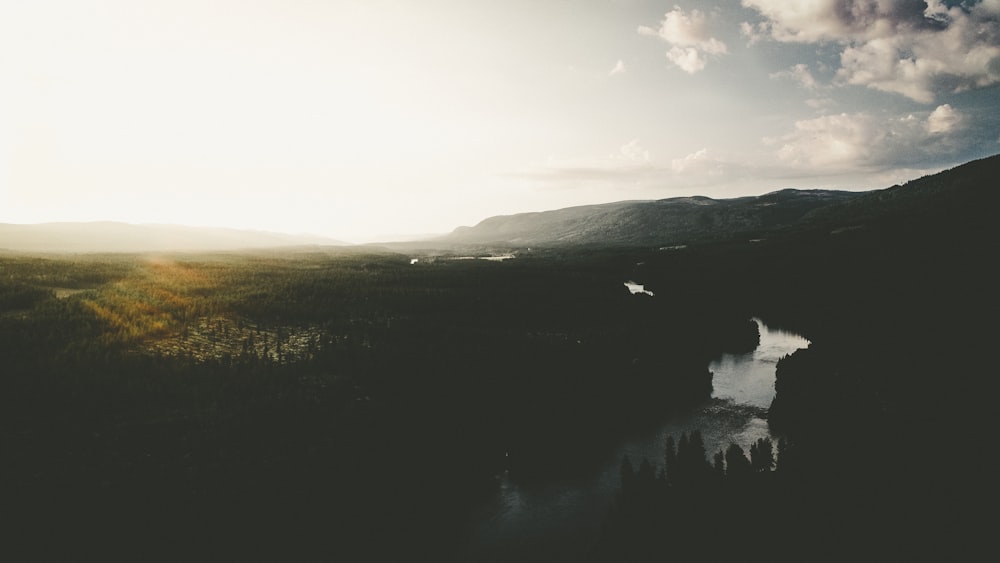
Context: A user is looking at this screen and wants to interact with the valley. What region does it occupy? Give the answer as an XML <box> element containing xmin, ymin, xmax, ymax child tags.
<box><xmin>1</xmin><ymin>155</ymin><xmax>996</xmax><ymax>560</ymax></box>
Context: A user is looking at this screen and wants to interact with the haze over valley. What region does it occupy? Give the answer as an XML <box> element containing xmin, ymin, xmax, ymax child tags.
<box><xmin>5</xmin><ymin>154</ymin><xmax>996</xmax><ymax>254</ymax></box>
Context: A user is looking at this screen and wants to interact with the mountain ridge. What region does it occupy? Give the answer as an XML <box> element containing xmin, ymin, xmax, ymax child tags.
<box><xmin>440</xmin><ymin>188</ymin><xmax>862</xmax><ymax>247</ymax></box>
<box><xmin>5</xmin><ymin>154</ymin><xmax>996</xmax><ymax>253</ymax></box>
<box><xmin>439</xmin><ymin>155</ymin><xmax>999</xmax><ymax>248</ymax></box>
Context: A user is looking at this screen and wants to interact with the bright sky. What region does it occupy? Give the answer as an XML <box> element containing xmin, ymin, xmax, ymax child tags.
<box><xmin>2</xmin><ymin>0</ymin><xmax>998</xmax><ymax>242</ymax></box>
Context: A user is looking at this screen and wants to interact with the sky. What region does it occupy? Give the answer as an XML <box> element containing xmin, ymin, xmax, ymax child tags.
<box><xmin>1</xmin><ymin>0</ymin><xmax>998</xmax><ymax>242</ymax></box>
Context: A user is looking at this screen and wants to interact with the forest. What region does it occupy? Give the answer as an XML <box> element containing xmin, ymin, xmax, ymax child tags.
<box><xmin>1</xmin><ymin>190</ymin><xmax>993</xmax><ymax>560</ymax></box>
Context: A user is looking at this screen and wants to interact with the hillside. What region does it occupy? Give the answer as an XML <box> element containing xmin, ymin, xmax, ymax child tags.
<box><xmin>441</xmin><ymin>190</ymin><xmax>859</xmax><ymax>247</ymax></box>
<box><xmin>439</xmin><ymin>154</ymin><xmax>1000</xmax><ymax>248</ymax></box>
<box><xmin>800</xmin><ymin>153</ymin><xmax>1000</xmax><ymax>235</ymax></box>
<box><xmin>5</xmin><ymin>155</ymin><xmax>997</xmax><ymax>254</ymax></box>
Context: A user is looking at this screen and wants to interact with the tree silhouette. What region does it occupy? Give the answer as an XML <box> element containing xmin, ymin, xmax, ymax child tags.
<box><xmin>775</xmin><ymin>436</ymin><xmax>798</xmax><ymax>475</ymax></box>
<box><xmin>725</xmin><ymin>444</ymin><xmax>751</xmax><ymax>480</ymax></box>
<box><xmin>750</xmin><ymin>437</ymin><xmax>775</xmax><ymax>473</ymax></box>
<box><xmin>664</xmin><ymin>435</ymin><xmax>677</xmax><ymax>485</ymax></box>
<box><xmin>621</xmin><ymin>454</ymin><xmax>635</xmax><ymax>491</ymax></box>
<box><xmin>667</xmin><ymin>431</ymin><xmax>711</xmax><ymax>487</ymax></box>
<box><xmin>688</xmin><ymin>431</ymin><xmax>707</xmax><ymax>470</ymax></box>
<box><xmin>686</xmin><ymin>430</ymin><xmax>710</xmax><ymax>485</ymax></box>
<box><xmin>637</xmin><ymin>458</ymin><xmax>655</xmax><ymax>491</ymax></box>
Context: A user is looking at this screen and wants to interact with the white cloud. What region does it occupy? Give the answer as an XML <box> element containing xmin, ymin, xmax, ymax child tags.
<box><xmin>771</xmin><ymin>105</ymin><xmax>968</xmax><ymax>169</ymax></box>
<box><xmin>671</xmin><ymin>148</ymin><xmax>709</xmax><ymax>172</ymax></box>
<box><xmin>775</xmin><ymin>113</ymin><xmax>874</xmax><ymax>167</ymax></box>
<box><xmin>926</xmin><ymin>103</ymin><xmax>963</xmax><ymax>134</ymax></box>
<box><xmin>770</xmin><ymin>63</ymin><xmax>819</xmax><ymax>89</ymax></box>
<box><xmin>739</xmin><ymin>21</ymin><xmax>767</xmax><ymax>45</ymax></box>
<box><xmin>741</xmin><ymin>0</ymin><xmax>891</xmax><ymax>43</ymax></box>
<box><xmin>507</xmin><ymin>146</ymin><xmax>731</xmax><ymax>193</ymax></box>
<box><xmin>742</xmin><ymin>0</ymin><xmax>1000</xmax><ymax>102</ymax></box>
<box><xmin>666</xmin><ymin>46</ymin><xmax>709</xmax><ymax>74</ymax></box>
<box><xmin>805</xmin><ymin>97</ymin><xmax>836</xmax><ymax>109</ymax></box>
<box><xmin>640</xmin><ymin>6</ymin><xmax>728</xmax><ymax>74</ymax></box>
<box><xmin>610</xmin><ymin>59</ymin><xmax>627</xmax><ymax>76</ymax></box>
<box><xmin>619</xmin><ymin>139</ymin><xmax>650</xmax><ymax>162</ymax></box>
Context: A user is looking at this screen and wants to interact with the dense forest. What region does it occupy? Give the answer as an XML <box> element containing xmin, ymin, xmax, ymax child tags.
<box><xmin>1</xmin><ymin>248</ymin><xmax>760</xmax><ymax>560</ymax></box>
<box><xmin>588</xmin><ymin>167</ymin><xmax>996</xmax><ymax>560</ymax></box>
<box><xmin>2</xmin><ymin>159</ymin><xmax>996</xmax><ymax>560</ymax></box>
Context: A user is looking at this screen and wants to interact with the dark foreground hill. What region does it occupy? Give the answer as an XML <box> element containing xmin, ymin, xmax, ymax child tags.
<box><xmin>0</xmin><ymin>222</ymin><xmax>344</xmax><ymax>253</ymax></box>
<box><xmin>439</xmin><ymin>154</ymin><xmax>1000</xmax><ymax>248</ymax></box>
<box><xmin>800</xmin><ymin>152</ymin><xmax>1000</xmax><ymax>234</ymax></box>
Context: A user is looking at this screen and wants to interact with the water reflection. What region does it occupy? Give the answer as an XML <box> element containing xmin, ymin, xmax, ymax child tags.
<box><xmin>709</xmin><ymin>322</ymin><xmax>810</xmax><ymax>408</ymax></box>
<box><xmin>624</xmin><ymin>281</ymin><xmax>654</xmax><ymax>296</ymax></box>
<box><xmin>615</xmin><ymin>318</ymin><xmax>809</xmax><ymax>476</ymax></box>
<box><xmin>464</xmin><ymin>319</ymin><xmax>809</xmax><ymax>561</ymax></box>
<box><xmin>450</xmin><ymin>254</ymin><xmax>516</xmax><ymax>262</ymax></box>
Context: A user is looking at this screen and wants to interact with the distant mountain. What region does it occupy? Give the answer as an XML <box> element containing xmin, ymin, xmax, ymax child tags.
<box><xmin>440</xmin><ymin>154</ymin><xmax>1000</xmax><ymax>248</ymax></box>
<box><xmin>440</xmin><ymin>190</ymin><xmax>860</xmax><ymax>247</ymax></box>
<box><xmin>9</xmin><ymin>155</ymin><xmax>995</xmax><ymax>254</ymax></box>
<box><xmin>0</xmin><ymin>222</ymin><xmax>345</xmax><ymax>253</ymax></box>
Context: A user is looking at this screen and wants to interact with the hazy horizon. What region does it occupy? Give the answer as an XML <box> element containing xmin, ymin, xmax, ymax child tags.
<box><xmin>0</xmin><ymin>219</ymin><xmax>358</xmax><ymax>243</ymax></box>
<box><xmin>3</xmin><ymin>1</ymin><xmax>998</xmax><ymax>241</ymax></box>
<box><xmin>0</xmin><ymin>172</ymin><xmax>923</xmax><ymax>246</ymax></box>
<box><xmin>0</xmin><ymin>181</ymin><xmax>859</xmax><ymax>245</ymax></box>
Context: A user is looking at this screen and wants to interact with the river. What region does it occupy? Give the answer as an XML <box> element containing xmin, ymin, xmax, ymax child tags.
<box><xmin>461</xmin><ymin>318</ymin><xmax>810</xmax><ymax>562</ymax></box>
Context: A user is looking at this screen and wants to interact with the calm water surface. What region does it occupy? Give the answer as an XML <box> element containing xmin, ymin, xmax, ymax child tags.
<box><xmin>462</xmin><ymin>319</ymin><xmax>809</xmax><ymax>562</ymax></box>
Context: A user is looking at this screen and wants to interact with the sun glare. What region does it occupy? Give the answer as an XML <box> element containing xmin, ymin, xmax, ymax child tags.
<box><xmin>1</xmin><ymin>0</ymin><xmax>995</xmax><ymax>241</ymax></box>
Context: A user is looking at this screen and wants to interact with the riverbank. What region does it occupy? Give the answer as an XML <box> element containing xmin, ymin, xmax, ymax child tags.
<box><xmin>463</xmin><ymin>319</ymin><xmax>809</xmax><ymax>561</ymax></box>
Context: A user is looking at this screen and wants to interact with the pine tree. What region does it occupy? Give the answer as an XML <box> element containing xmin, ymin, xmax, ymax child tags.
<box><xmin>637</xmin><ymin>458</ymin><xmax>655</xmax><ymax>491</ymax></box>
<box><xmin>689</xmin><ymin>431</ymin><xmax>708</xmax><ymax>470</ymax></box>
<box><xmin>688</xmin><ymin>430</ymin><xmax>710</xmax><ymax>483</ymax></box>
<box><xmin>664</xmin><ymin>435</ymin><xmax>677</xmax><ymax>485</ymax></box>
<box><xmin>750</xmin><ymin>438</ymin><xmax>775</xmax><ymax>473</ymax></box>
<box><xmin>725</xmin><ymin>444</ymin><xmax>751</xmax><ymax>480</ymax></box>
<box><xmin>621</xmin><ymin>454</ymin><xmax>635</xmax><ymax>491</ymax></box>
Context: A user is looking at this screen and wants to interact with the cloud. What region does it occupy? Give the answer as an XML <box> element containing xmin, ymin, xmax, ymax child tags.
<box><xmin>742</xmin><ymin>0</ymin><xmax>1000</xmax><ymax>102</ymax></box>
<box><xmin>507</xmin><ymin>145</ymin><xmax>730</xmax><ymax>192</ymax></box>
<box><xmin>671</xmin><ymin>148</ymin><xmax>709</xmax><ymax>172</ymax></box>
<box><xmin>926</xmin><ymin>103</ymin><xmax>963</xmax><ymax>134</ymax></box>
<box><xmin>739</xmin><ymin>21</ymin><xmax>764</xmax><ymax>44</ymax></box>
<box><xmin>805</xmin><ymin>97</ymin><xmax>836</xmax><ymax>109</ymax></box>
<box><xmin>619</xmin><ymin>139</ymin><xmax>650</xmax><ymax>162</ymax></box>
<box><xmin>609</xmin><ymin>59</ymin><xmax>627</xmax><ymax>76</ymax></box>
<box><xmin>640</xmin><ymin>6</ymin><xmax>728</xmax><ymax>74</ymax></box>
<box><xmin>741</xmin><ymin>0</ymin><xmax>911</xmax><ymax>43</ymax></box>
<box><xmin>664</xmin><ymin>47</ymin><xmax>708</xmax><ymax>74</ymax></box>
<box><xmin>770</xmin><ymin>63</ymin><xmax>820</xmax><ymax>89</ymax></box>
<box><xmin>770</xmin><ymin>104</ymin><xmax>969</xmax><ymax>169</ymax></box>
